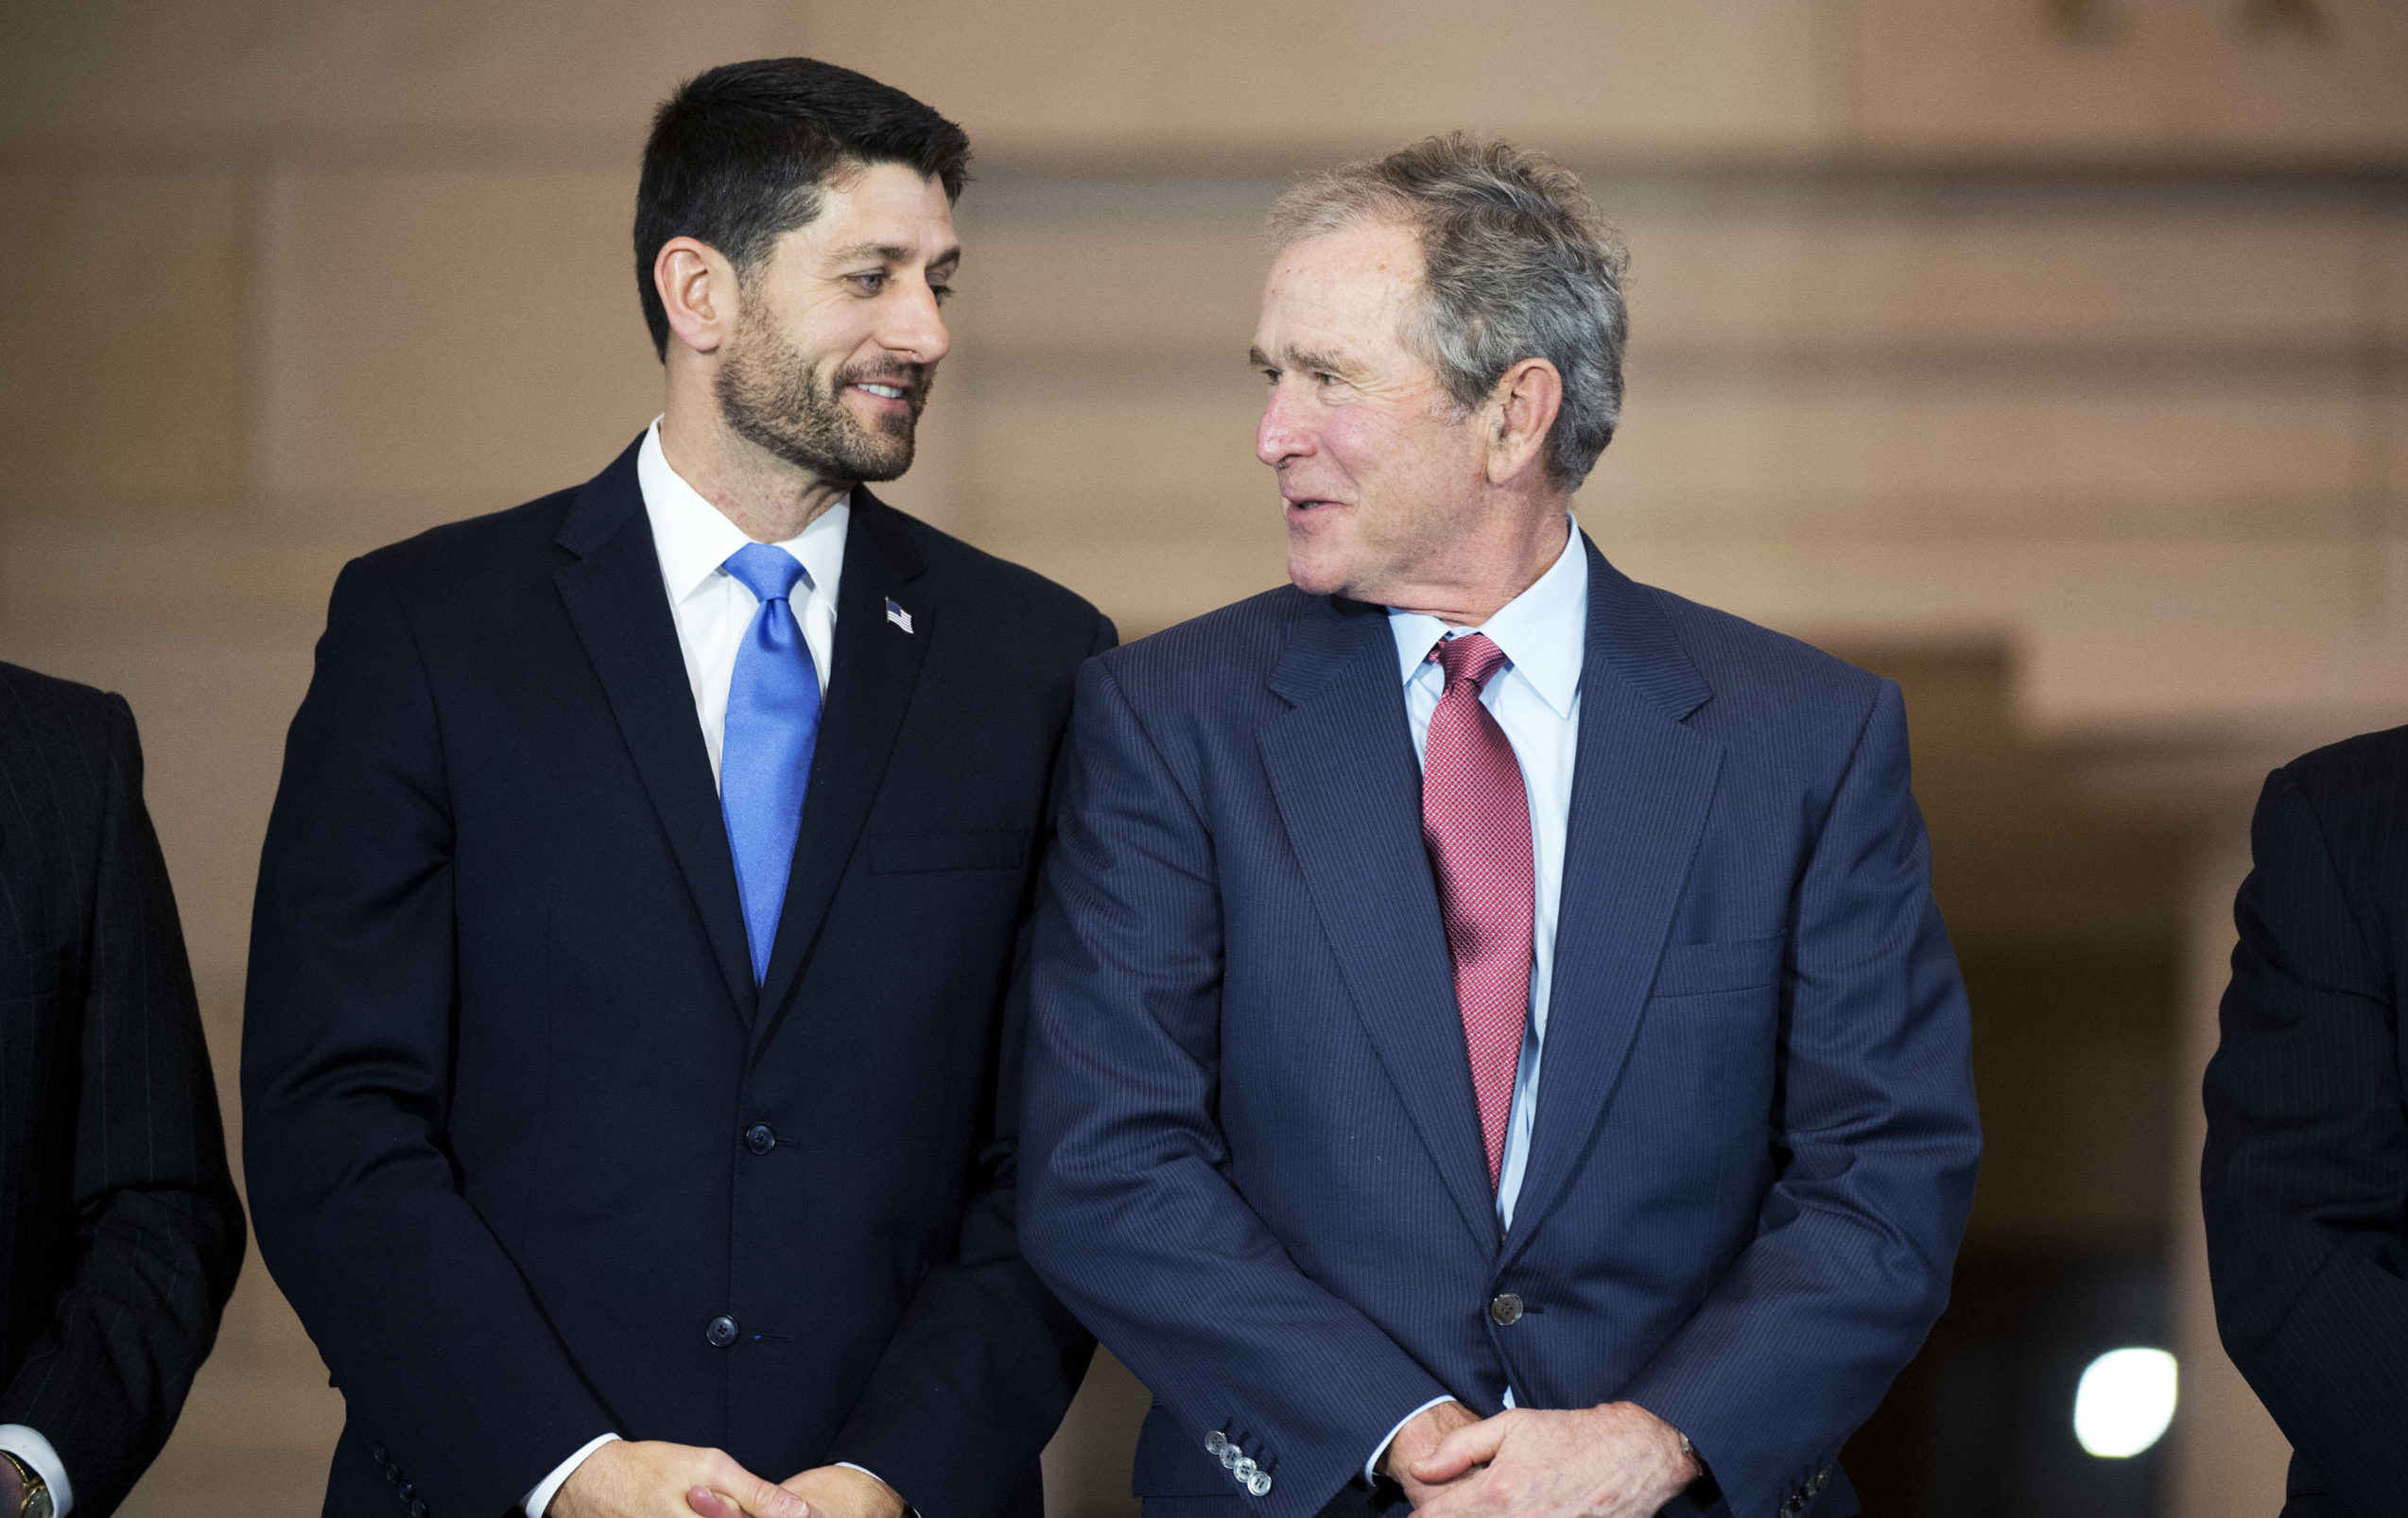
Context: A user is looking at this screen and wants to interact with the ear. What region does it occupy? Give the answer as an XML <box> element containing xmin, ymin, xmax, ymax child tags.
<box><xmin>1483</xmin><ymin>356</ymin><xmax>1563</xmax><ymax>488</ymax></box>
<box><xmin>655</xmin><ymin>235</ymin><xmax>740</xmax><ymax>356</ymax></box>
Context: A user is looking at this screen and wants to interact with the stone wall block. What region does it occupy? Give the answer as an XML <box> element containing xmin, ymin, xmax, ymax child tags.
<box><xmin>0</xmin><ymin>170</ymin><xmax>247</xmax><ymax>520</ymax></box>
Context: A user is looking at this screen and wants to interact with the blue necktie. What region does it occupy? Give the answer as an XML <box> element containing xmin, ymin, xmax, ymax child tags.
<box><xmin>719</xmin><ymin>543</ymin><xmax>822</xmax><ymax>983</ymax></box>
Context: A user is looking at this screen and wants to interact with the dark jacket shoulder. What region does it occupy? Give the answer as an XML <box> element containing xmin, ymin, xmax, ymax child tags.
<box><xmin>0</xmin><ymin>661</ymin><xmax>135</xmax><ymax>795</ymax></box>
<box><xmin>2265</xmin><ymin>722</ymin><xmax>2408</xmax><ymax>923</ymax></box>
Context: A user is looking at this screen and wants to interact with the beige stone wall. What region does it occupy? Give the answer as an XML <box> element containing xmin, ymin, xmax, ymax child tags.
<box><xmin>5</xmin><ymin>3</ymin><xmax>2404</xmax><ymax>1514</ymax></box>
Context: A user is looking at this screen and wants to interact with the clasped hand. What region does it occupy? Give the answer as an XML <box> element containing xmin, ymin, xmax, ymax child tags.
<box><xmin>1382</xmin><ymin>1401</ymin><xmax>1698</xmax><ymax>1518</ymax></box>
<box><xmin>550</xmin><ymin>1440</ymin><xmax>908</xmax><ymax>1518</ymax></box>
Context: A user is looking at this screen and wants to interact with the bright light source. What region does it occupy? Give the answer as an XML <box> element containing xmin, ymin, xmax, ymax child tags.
<box><xmin>2074</xmin><ymin>1347</ymin><xmax>2177</xmax><ymax>1458</ymax></box>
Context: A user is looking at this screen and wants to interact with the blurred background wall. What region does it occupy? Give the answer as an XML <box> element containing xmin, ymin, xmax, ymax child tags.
<box><xmin>2</xmin><ymin>3</ymin><xmax>2403</xmax><ymax>1515</ymax></box>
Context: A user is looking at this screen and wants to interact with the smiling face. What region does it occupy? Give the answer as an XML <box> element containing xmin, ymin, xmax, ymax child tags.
<box><xmin>714</xmin><ymin>161</ymin><xmax>958</xmax><ymax>485</ymax></box>
<box><xmin>1252</xmin><ymin>217</ymin><xmax>1495</xmax><ymax>604</ymax></box>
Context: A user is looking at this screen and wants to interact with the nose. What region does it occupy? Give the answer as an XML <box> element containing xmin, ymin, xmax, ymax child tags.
<box><xmin>879</xmin><ymin>275</ymin><xmax>951</xmax><ymax>367</ymax></box>
<box><xmin>1256</xmin><ymin>379</ymin><xmax>1312</xmax><ymax>469</ymax></box>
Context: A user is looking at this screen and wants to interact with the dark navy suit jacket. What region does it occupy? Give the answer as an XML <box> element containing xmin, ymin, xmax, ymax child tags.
<box><xmin>243</xmin><ymin>438</ymin><xmax>1108</xmax><ymax>1518</ymax></box>
<box><xmin>1021</xmin><ymin>537</ymin><xmax>1981</xmax><ymax>1518</ymax></box>
<box><xmin>2204</xmin><ymin>726</ymin><xmax>2408</xmax><ymax>1518</ymax></box>
<box><xmin>0</xmin><ymin>664</ymin><xmax>244</xmax><ymax>1517</ymax></box>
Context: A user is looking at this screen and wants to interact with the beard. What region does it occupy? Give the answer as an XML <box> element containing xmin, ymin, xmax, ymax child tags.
<box><xmin>714</xmin><ymin>296</ymin><xmax>935</xmax><ymax>486</ymax></box>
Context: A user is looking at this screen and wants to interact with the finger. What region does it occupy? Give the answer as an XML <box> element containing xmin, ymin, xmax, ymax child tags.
<box><xmin>1411</xmin><ymin>1416</ymin><xmax>1512</xmax><ymax>1483</ymax></box>
<box><xmin>736</xmin><ymin>1476</ymin><xmax>809</xmax><ymax>1518</ymax></box>
<box><xmin>688</xmin><ymin>1489</ymin><xmax>745</xmax><ymax>1518</ymax></box>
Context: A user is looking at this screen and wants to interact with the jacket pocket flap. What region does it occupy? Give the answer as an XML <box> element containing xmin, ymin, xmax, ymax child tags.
<box><xmin>866</xmin><ymin>829</ymin><xmax>1030</xmax><ymax>875</ymax></box>
<box><xmin>1651</xmin><ymin>933</ymin><xmax>1786</xmax><ymax>998</ymax></box>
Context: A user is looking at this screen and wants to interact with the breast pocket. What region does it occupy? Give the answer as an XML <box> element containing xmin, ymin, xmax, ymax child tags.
<box><xmin>865</xmin><ymin>829</ymin><xmax>1030</xmax><ymax>875</ymax></box>
<box><xmin>1649</xmin><ymin>933</ymin><xmax>1786</xmax><ymax>998</ymax></box>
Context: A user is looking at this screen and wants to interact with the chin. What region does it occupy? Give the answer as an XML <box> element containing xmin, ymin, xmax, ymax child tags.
<box><xmin>1285</xmin><ymin>550</ymin><xmax>1349</xmax><ymax>597</ymax></box>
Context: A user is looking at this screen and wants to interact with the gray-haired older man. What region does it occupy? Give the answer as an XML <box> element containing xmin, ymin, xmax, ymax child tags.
<box><xmin>1021</xmin><ymin>135</ymin><xmax>1980</xmax><ymax>1518</ymax></box>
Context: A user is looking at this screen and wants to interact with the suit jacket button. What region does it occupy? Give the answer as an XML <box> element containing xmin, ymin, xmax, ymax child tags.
<box><xmin>706</xmin><ymin>1314</ymin><xmax>740</xmax><ymax>1347</ymax></box>
<box><xmin>1487</xmin><ymin>1292</ymin><xmax>1524</xmax><ymax>1325</ymax></box>
<box><xmin>1247</xmin><ymin>1471</ymin><xmax>1273</xmax><ymax>1497</ymax></box>
<box><xmin>745</xmin><ymin>1124</ymin><xmax>777</xmax><ymax>1155</ymax></box>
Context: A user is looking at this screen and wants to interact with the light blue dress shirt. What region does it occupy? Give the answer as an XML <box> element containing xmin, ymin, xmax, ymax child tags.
<box><xmin>1388</xmin><ymin>519</ymin><xmax>1586</xmax><ymax>1232</ymax></box>
<box><xmin>1367</xmin><ymin>520</ymin><xmax>1588</xmax><ymax>1475</ymax></box>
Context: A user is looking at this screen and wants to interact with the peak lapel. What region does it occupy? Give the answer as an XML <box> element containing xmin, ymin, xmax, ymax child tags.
<box><xmin>1501</xmin><ymin>538</ymin><xmax>1722</xmax><ymax>1264</ymax></box>
<box><xmin>1256</xmin><ymin>597</ymin><xmax>1500</xmax><ymax>1252</ymax></box>
<box><xmin>752</xmin><ymin>491</ymin><xmax>929</xmax><ymax>1043</ymax></box>
<box><xmin>552</xmin><ymin>438</ymin><xmax>756</xmax><ymax>1027</ymax></box>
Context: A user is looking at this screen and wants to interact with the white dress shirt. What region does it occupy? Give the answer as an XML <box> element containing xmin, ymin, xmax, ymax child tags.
<box><xmin>524</xmin><ymin>420</ymin><xmax>858</xmax><ymax>1518</ymax></box>
<box><xmin>0</xmin><ymin>1425</ymin><xmax>72</xmax><ymax>1517</ymax></box>
<box><xmin>638</xmin><ymin>419</ymin><xmax>845</xmax><ymax>783</ymax></box>
<box><xmin>1366</xmin><ymin>520</ymin><xmax>1588</xmax><ymax>1479</ymax></box>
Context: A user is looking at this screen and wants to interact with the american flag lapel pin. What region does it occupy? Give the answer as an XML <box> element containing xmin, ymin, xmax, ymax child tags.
<box><xmin>885</xmin><ymin>596</ymin><xmax>914</xmax><ymax>634</ymax></box>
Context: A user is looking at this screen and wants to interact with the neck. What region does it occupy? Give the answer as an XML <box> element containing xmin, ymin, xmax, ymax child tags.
<box><xmin>1384</xmin><ymin>505</ymin><xmax>1573</xmax><ymax>627</ymax></box>
<box><xmin>660</xmin><ymin>386</ymin><xmax>849</xmax><ymax>543</ymax></box>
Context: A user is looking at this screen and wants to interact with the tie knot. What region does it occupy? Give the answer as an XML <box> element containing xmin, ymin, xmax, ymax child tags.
<box><xmin>722</xmin><ymin>542</ymin><xmax>807</xmax><ymax>605</ymax></box>
<box><xmin>1430</xmin><ymin>631</ymin><xmax>1508</xmax><ymax>691</ymax></box>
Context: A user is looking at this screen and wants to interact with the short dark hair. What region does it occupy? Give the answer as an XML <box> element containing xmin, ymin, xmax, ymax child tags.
<box><xmin>635</xmin><ymin>58</ymin><xmax>972</xmax><ymax>359</ymax></box>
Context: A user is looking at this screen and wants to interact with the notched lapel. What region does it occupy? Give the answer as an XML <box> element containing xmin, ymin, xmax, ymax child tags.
<box><xmin>553</xmin><ymin>441</ymin><xmax>756</xmax><ymax>1026</ymax></box>
<box><xmin>751</xmin><ymin>492</ymin><xmax>930</xmax><ymax>1043</ymax></box>
<box><xmin>1501</xmin><ymin>540</ymin><xmax>1722</xmax><ymax>1262</ymax></box>
<box><xmin>1257</xmin><ymin>597</ymin><xmax>1500</xmax><ymax>1252</ymax></box>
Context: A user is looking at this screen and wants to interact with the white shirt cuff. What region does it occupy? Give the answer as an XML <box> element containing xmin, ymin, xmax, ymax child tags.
<box><xmin>1365</xmin><ymin>1396</ymin><xmax>1460</xmax><ymax>1484</ymax></box>
<box><xmin>524</xmin><ymin>1432</ymin><xmax>621</xmax><ymax>1518</ymax></box>
<box><xmin>0</xmin><ymin>1426</ymin><xmax>72</xmax><ymax>1518</ymax></box>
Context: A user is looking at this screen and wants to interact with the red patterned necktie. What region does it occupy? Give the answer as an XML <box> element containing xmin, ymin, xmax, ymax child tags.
<box><xmin>1420</xmin><ymin>632</ymin><xmax>1533</xmax><ymax>1191</ymax></box>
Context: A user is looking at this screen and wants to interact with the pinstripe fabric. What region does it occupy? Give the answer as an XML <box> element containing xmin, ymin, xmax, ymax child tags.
<box><xmin>2203</xmin><ymin>726</ymin><xmax>2408</xmax><ymax>1518</ymax></box>
<box><xmin>0</xmin><ymin>663</ymin><xmax>245</xmax><ymax>1517</ymax></box>
<box><xmin>1021</xmin><ymin>535</ymin><xmax>1982</xmax><ymax>1518</ymax></box>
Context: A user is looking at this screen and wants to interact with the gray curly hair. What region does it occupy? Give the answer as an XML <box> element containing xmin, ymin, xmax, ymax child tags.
<box><xmin>1266</xmin><ymin>133</ymin><xmax>1630</xmax><ymax>491</ymax></box>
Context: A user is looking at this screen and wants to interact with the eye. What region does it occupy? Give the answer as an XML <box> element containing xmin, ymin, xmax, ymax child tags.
<box><xmin>1314</xmin><ymin>371</ymin><xmax>1340</xmax><ymax>386</ymax></box>
<box><xmin>929</xmin><ymin>282</ymin><xmax>955</xmax><ymax>305</ymax></box>
<box><xmin>849</xmin><ymin>270</ymin><xmax>888</xmax><ymax>294</ymax></box>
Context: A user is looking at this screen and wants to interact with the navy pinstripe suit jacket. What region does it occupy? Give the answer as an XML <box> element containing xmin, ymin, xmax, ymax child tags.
<box><xmin>1021</xmin><ymin>536</ymin><xmax>1982</xmax><ymax>1518</ymax></box>
<box><xmin>0</xmin><ymin>664</ymin><xmax>244</xmax><ymax>1516</ymax></box>
<box><xmin>2204</xmin><ymin>726</ymin><xmax>2408</xmax><ymax>1518</ymax></box>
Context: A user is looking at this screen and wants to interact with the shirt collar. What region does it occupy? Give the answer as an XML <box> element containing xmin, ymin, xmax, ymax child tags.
<box><xmin>1388</xmin><ymin>519</ymin><xmax>1587</xmax><ymax>719</ymax></box>
<box><xmin>636</xmin><ymin>418</ymin><xmax>848</xmax><ymax>609</ymax></box>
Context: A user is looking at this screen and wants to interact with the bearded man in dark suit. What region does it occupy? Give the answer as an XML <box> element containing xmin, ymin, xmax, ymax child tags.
<box><xmin>243</xmin><ymin>59</ymin><xmax>1105</xmax><ymax>1518</ymax></box>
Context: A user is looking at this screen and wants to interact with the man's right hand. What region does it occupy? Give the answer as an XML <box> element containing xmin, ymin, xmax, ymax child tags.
<box><xmin>552</xmin><ymin>1440</ymin><xmax>806</xmax><ymax>1518</ymax></box>
<box><xmin>1380</xmin><ymin>1400</ymin><xmax>1484</xmax><ymax>1508</ymax></box>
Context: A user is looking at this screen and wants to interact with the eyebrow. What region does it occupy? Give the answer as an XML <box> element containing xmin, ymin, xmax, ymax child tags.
<box><xmin>825</xmin><ymin>241</ymin><xmax>962</xmax><ymax>270</ymax></box>
<box><xmin>1250</xmin><ymin>344</ymin><xmax>1356</xmax><ymax>378</ymax></box>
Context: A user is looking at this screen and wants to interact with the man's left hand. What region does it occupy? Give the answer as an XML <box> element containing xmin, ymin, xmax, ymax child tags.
<box><xmin>1406</xmin><ymin>1403</ymin><xmax>1698</xmax><ymax>1518</ymax></box>
<box><xmin>689</xmin><ymin>1466</ymin><xmax>905</xmax><ymax>1518</ymax></box>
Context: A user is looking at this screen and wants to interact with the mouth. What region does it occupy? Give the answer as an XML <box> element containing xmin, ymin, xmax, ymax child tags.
<box><xmin>1282</xmin><ymin>493</ymin><xmax>1344</xmax><ymax>520</ymax></box>
<box><xmin>846</xmin><ymin>380</ymin><xmax>912</xmax><ymax>408</ymax></box>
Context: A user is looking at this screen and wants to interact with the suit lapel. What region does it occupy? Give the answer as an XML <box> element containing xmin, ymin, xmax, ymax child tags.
<box><xmin>1257</xmin><ymin>596</ymin><xmax>1500</xmax><ymax>1251</ymax></box>
<box><xmin>1500</xmin><ymin>538</ymin><xmax>1722</xmax><ymax>1265</ymax></box>
<box><xmin>553</xmin><ymin>438</ymin><xmax>756</xmax><ymax>1026</ymax></box>
<box><xmin>751</xmin><ymin>490</ymin><xmax>929</xmax><ymax>1044</ymax></box>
